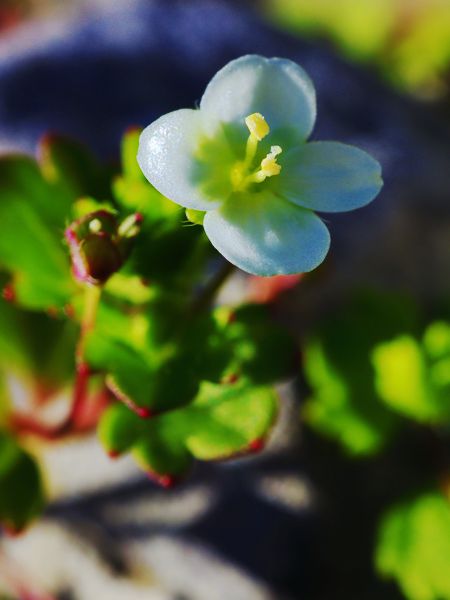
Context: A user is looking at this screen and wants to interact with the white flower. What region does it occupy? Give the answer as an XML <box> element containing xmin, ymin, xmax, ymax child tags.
<box><xmin>137</xmin><ymin>55</ymin><xmax>383</xmax><ymax>276</ymax></box>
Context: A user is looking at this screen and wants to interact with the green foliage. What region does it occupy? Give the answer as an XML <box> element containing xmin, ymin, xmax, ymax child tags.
<box><xmin>0</xmin><ymin>432</ymin><xmax>45</xmax><ymax>530</ymax></box>
<box><xmin>0</xmin><ymin>125</ymin><xmax>295</xmax><ymax>524</ymax></box>
<box><xmin>99</xmin><ymin>382</ymin><xmax>278</xmax><ymax>477</ymax></box>
<box><xmin>372</xmin><ymin>321</ymin><xmax>450</xmax><ymax>423</ymax></box>
<box><xmin>0</xmin><ymin>288</ymin><xmax>76</xmax><ymax>395</ymax></box>
<box><xmin>87</xmin><ymin>302</ymin><xmax>295</xmax><ymax>416</ymax></box>
<box><xmin>303</xmin><ymin>291</ymin><xmax>418</xmax><ymax>455</ymax></box>
<box><xmin>264</xmin><ymin>0</ymin><xmax>450</xmax><ymax>96</ymax></box>
<box><xmin>375</xmin><ymin>491</ymin><xmax>450</xmax><ymax>600</ymax></box>
<box><xmin>39</xmin><ymin>134</ymin><xmax>112</xmax><ymax>204</ymax></box>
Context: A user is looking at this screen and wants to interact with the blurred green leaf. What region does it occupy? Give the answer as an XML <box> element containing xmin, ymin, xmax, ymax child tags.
<box><xmin>0</xmin><ymin>293</ymin><xmax>76</xmax><ymax>394</ymax></box>
<box><xmin>372</xmin><ymin>321</ymin><xmax>450</xmax><ymax>424</ymax></box>
<box><xmin>303</xmin><ymin>291</ymin><xmax>419</xmax><ymax>455</ymax></box>
<box><xmin>99</xmin><ymin>382</ymin><xmax>278</xmax><ymax>476</ymax></box>
<box><xmin>263</xmin><ymin>0</ymin><xmax>450</xmax><ymax>95</ymax></box>
<box><xmin>39</xmin><ymin>134</ymin><xmax>112</xmax><ymax>203</ymax></box>
<box><xmin>222</xmin><ymin>304</ymin><xmax>297</xmax><ymax>384</ymax></box>
<box><xmin>0</xmin><ymin>156</ymin><xmax>76</xmax><ymax>309</ymax></box>
<box><xmin>375</xmin><ymin>491</ymin><xmax>450</xmax><ymax>600</ymax></box>
<box><xmin>0</xmin><ymin>433</ymin><xmax>45</xmax><ymax>530</ymax></box>
<box><xmin>0</xmin><ymin>155</ymin><xmax>69</xmax><ymax>228</ymax></box>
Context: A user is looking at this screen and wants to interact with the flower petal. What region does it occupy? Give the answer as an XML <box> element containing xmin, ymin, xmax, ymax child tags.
<box><xmin>278</xmin><ymin>141</ymin><xmax>383</xmax><ymax>213</ymax></box>
<box><xmin>203</xmin><ymin>192</ymin><xmax>330</xmax><ymax>276</ymax></box>
<box><xmin>200</xmin><ymin>55</ymin><xmax>316</xmax><ymax>142</ymax></box>
<box><xmin>137</xmin><ymin>109</ymin><xmax>221</xmax><ymax>211</ymax></box>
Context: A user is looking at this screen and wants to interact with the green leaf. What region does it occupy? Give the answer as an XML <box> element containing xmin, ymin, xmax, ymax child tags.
<box><xmin>0</xmin><ymin>433</ymin><xmax>45</xmax><ymax>530</ymax></box>
<box><xmin>0</xmin><ymin>155</ymin><xmax>69</xmax><ymax>228</ymax></box>
<box><xmin>98</xmin><ymin>402</ymin><xmax>142</xmax><ymax>455</ymax></box>
<box><xmin>0</xmin><ymin>294</ymin><xmax>76</xmax><ymax>394</ymax></box>
<box><xmin>0</xmin><ymin>156</ymin><xmax>76</xmax><ymax>309</ymax></box>
<box><xmin>303</xmin><ymin>291</ymin><xmax>418</xmax><ymax>455</ymax></box>
<box><xmin>99</xmin><ymin>382</ymin><xmax>278</xmax><ymax>476</ymax></box>
<box><xmin>375</xmin><ymin>491</ymin><xmax>450</xmax><ymax>600</ymax></box>
<box><xmin>86</xmin><ymin>299</ymin><xmax>296</xmax><ymax>416</ymax></box>
<box><xmin>126</xmin><ymin>217</ymin><xmax>208</xmax><ymax>286</ymax></box>
<box><xmin>372</xmin><ymin>321</ymin><xmax>450</xmax><ymax>424</ymax></box>
<box><xmin>39</xmin><ymin>134</ymin><xmax>112</xmax><ymax>203</ymax></box>
<box><xmin>221</xmin><ymin>304</ymin><xmax>297</xmax><ymax>383</ymax></box>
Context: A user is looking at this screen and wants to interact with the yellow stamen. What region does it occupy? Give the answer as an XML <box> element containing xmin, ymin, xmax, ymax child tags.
<box><xmin>233</xmin><ymin>114</ymin><xmax>282</xmax><ymax>191</ymax></box>
<box><xmin>260</xmin><ymin>145</ymin><xmax>282</xmax><ymax>177</ymax></box>
<box><xmin>245</xmin><ymin>113</ymin><xmax>270</xmax><ymax>141</ymax></box>
<box><xmin>245</xmin><ymin>145</ymin><xmax>283</xmax><ymax>185</ymax></box>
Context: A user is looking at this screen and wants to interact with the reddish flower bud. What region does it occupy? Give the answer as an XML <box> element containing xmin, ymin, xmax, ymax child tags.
<box><xmin>65</xmin><ymin>209</ymin><xmax>142</xmax><ymax>285</ymax></box>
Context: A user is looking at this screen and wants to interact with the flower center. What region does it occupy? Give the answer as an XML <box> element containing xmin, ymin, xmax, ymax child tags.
<box><xmin>231</xmin><ymin>113</ymin><xmax>283</xmax><ymax>192</ymax></box>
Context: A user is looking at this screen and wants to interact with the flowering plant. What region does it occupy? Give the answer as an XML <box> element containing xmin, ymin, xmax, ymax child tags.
<box><xmin>138</xmin><ymin>55</ymin><xmax>383</xmax><ymax>275</ymax></box>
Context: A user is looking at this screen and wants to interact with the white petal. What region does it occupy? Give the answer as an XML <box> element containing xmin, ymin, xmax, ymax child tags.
<box><xmin>200</xmin><ymin>55</ymin><xmax>316</xmax><ymax>141</ymax></box>
<box><xmin>278</xmin><ymin>141</ymin><xmax>383</xmax><ymax>212</ymax></box>
<box><xmin>137</xmin><ymin>109</ymin><xmax>222</xmax><ymax>211</ymax></box>
<box><xmin>203</xmin><ymin>192</ymin><xmax>330</xmax><ymax>276</ymax></box>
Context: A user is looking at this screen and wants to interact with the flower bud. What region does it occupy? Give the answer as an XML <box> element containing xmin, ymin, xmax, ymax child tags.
<box><xmin>65</xmin><ymin>209</ymin><xmax>142</xmax><ymax>285</ymax></box>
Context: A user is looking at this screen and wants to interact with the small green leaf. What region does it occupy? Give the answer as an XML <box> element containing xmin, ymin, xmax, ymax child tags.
<box><xmin>375</xmin><ymin>491</ymin><xmax>450</xmax><ymax>600</ymax></box>
<box><xmin>0</xmin><ymin>433</ymin><xmax>45</xmax><ymax>530</ymax></box>
<box><xmin>185</xmin><ymin>208</ymin><xmax>206</xmax><ymax>225</ymax></box>
<box><xmin>99</xmin><ymin>382</ymin><xmax>278</xmax><ymax>477</ymax></box>
<box><xmin>85</xmin><ymin>333</ymin><xmax>153</xmax><ymax>413</ymax></box>
<box><xmin>98</xmin><ymin>403</ymin><xmax>142</xmax><ymax>455</ymax></box>
<box><xmin>372</xmin><ymin>322</ymin><xmax>450</xmax><ymax>424</ymax></box>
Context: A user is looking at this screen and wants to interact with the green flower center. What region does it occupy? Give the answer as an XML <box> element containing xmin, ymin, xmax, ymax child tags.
<box><xmin>231</xmin><ymin>113</ymin><xmax>283</xmax><ymax>192</ymax></box>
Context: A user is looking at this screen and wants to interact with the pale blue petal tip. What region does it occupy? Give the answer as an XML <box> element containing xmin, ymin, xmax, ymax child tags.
<box><xmin>204</xmin><ymin>193</ymin><xmax>331</xmax><ymax>276</ymax></box>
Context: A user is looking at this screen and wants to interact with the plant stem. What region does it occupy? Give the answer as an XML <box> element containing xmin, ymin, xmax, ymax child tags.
<box><xmin>190</xmin><ymin>260</ymin><xmax>236</xmax><ymax>315</ymax></box>
<box><xmin>76</xmin><ymin>283</ymin><xmax>102</xmax><ymax>364</ymax></box>
<box><xmin>11</xmin><ymin>284</ymin><xmax>102</xmax><ymax>439</ymax></box>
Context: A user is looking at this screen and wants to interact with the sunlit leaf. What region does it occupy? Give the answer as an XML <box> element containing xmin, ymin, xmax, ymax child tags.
<box><xmin>375</xmin><ymin>491</ymin><xmax>450</xmax><ymax>600</ymax></box>
<box><xmin>372</xmin><ymin>321</ymin><xmax>450</xmax><ymax>424</ymax></box>
<box><xmin>100</xmin><ymin>382</ymin><xmax>278</xmax><ymax>476</ymax></box>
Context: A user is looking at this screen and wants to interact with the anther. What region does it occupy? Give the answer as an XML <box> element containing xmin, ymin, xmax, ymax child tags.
<box><xmin>245</xmin><ymin>113</ymin><xmax>270</xmax><ymax>141</ymax></box>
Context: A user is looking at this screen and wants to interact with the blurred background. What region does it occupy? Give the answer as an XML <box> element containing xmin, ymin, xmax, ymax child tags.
<box><xmin>0</xmin><ymin>0</ymin><xmax>449</xmax><ymax>599</ymax></box>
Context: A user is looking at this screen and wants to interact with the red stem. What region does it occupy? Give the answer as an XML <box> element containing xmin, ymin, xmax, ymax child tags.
<box><xmin>10</xmin><ymin>286</ymin><xmax>101</xmax><ymax>440</ymax></box>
